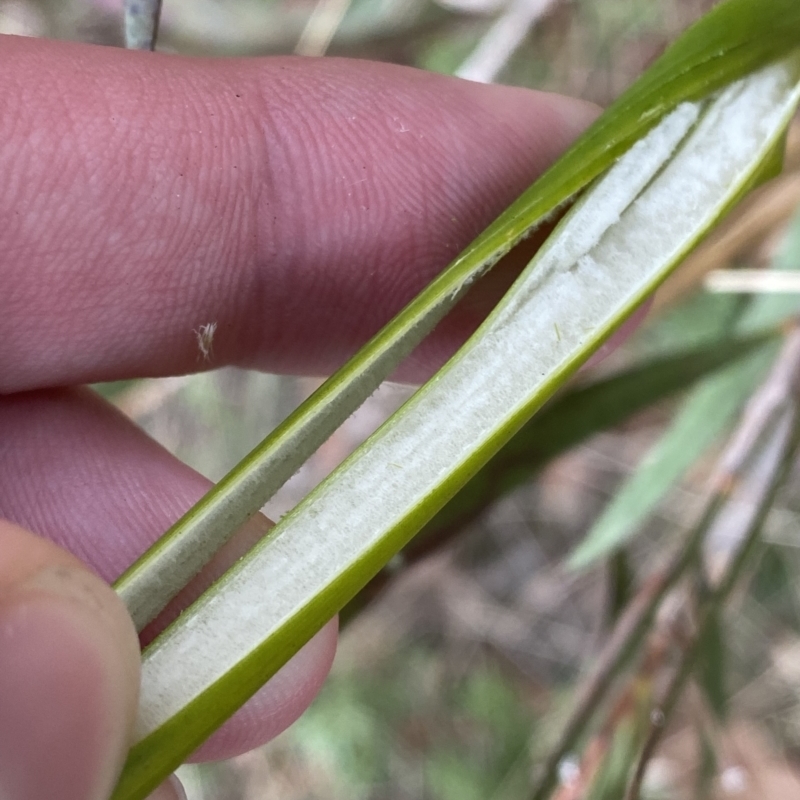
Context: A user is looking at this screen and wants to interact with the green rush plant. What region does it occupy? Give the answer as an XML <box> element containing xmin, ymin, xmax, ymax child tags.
<box><xmin>112</xmin><ymin>1</ymin><xmax>800</xmax><ymax>796</ymax></box>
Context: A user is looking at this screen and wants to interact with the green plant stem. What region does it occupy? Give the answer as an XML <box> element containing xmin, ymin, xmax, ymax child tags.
<box><xmin>114</xmin><ymin>0</ymin><xmax>800</xmax><ymax>633</ymax></box>
<box><xmin>110</xmin><ymin>59</ymin><xmax>800</xmax><ymax>800</ymax></box>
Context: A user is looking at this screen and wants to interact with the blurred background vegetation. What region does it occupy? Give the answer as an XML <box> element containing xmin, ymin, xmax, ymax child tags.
<box><xmin>6</xmin><ymin>0</ymin><xmax>800</xmax><ymax>797</ymax></box>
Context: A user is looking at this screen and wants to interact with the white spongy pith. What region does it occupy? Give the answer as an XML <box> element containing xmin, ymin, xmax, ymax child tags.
<box><xmin>135</xmin><ymin>61</ymin><xmax>800</xmax><ymax>740</ymax></box>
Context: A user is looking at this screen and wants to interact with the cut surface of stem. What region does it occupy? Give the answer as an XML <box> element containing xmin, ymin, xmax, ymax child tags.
<box><xmin>112</xmin><ymin>60</ymin><xmax>800</xmax><ymax>800</ymax></box>
<box><xmin>115</xmin><ymin>0</ymin><xmax>800</xmax><ymax>634</ymax></box>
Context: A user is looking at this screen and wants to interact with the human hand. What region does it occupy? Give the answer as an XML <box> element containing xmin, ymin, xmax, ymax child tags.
<box><xmin>0</xmin><ymin>34</ymin><xmax>597</xmax><ymax>800</ymax></box>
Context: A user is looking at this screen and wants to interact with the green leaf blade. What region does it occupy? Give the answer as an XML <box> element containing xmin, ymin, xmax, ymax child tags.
<box><xmin>569</xmin><ymin>346</ymin><xmax>777</xmax><ymax>570</ymax></box>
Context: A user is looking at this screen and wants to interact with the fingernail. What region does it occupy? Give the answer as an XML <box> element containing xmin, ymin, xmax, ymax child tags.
<box><xmin>0</xmin><ymin>566</ymin><xmax>139</xmax><ymax>800</ymax></box>
<box><xmin>146</xmin><ymin>774</ymin><xmax>187</xmax><ymax>800</ymax></box>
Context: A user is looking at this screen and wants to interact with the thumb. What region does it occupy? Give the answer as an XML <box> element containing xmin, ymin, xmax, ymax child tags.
<box><xmin>0</xmin><ymin>520</ymin><xmax>141</xmax><ymax>800</ymax></box>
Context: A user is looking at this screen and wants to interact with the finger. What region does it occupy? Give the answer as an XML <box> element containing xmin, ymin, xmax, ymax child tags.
<box><xmin>0</xmin><ymin>386</ymin><xmax>238</xmax><ymax>581</ymax></box>
<box><xmin>0</xmin><ymin>520</ymin><xmax>140</xmax><ymax>800</ymax></box>
<box><xmin>0</xmin><ymin>35</ymin><xmax>598</xmax><ymax>392</ymax></box>
<box><xmin>0</xmin><ymin>387</ymin><xmax>337</xmax><ymax>759</ymax></box>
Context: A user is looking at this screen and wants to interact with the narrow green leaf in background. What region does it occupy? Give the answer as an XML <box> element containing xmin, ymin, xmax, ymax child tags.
<box><xmin>749</xmin><ymin>545</ymin><xmax>800</xmax><ymax>633</ymax></box>
<box><xmin>569</xmin><ymin>348</ymin><xmax>776</xmax><ymax>569</ymax></box>
<box><xmin>629</xmin><ymin>292</ymin><xmax>745</xmax><ymax>359</ymax></box>
<box><xmin>696</xmin><ymin>607</ymin><xmax>728</xmax><ymax>721</ymax></box>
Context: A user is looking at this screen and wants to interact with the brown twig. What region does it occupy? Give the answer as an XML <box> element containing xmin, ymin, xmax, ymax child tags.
<box><xmin>623</xmin><ymin>327</ymin><xmax>800</xmax><ymax>799</ymax></box>
<box><xmin>532</xmin><ymin>325</ymin><xmax>800</xmax><ymax>800</ymax></box>
<box><xmin>624</xmin><ymin>405</ymin><xmax>800</xmax><ymax>799</ymax></box>
<box><xmin>528</xmin><ymin>494</ymin><xmax>725</xmax><ymax>800</ymax></box>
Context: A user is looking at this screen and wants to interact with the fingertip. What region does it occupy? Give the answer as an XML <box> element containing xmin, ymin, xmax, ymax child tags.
<box><xmin>541</xmin><ymin>91</ymin><xmax>603</xmax><ymax>141</ymax></box>
<box><xmin>459</xmin><ymin>79</ymin><xmax>601</xmax><ymax>161</ymax></box>
<box><xmin>0</xmin><ymin>521</ymin><xmax>141</xmax><ymax>800</ymax></box>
